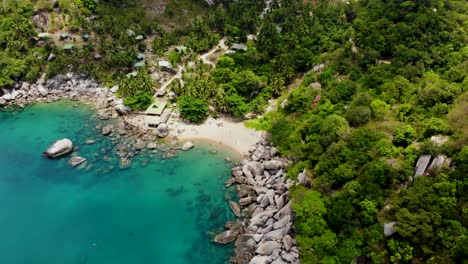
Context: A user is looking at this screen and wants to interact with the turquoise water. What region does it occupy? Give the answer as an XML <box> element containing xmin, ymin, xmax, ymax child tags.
<box><xmin>0</xmin><ymin>102</ymin><xmax>235</xmax><ymax>264</ymax></box>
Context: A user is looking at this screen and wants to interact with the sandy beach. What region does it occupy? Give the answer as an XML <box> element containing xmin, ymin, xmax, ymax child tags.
<box><xmin>170</xmin><ymin>116</ymin><xmax>264</xmax><ymax>157</ymax></box>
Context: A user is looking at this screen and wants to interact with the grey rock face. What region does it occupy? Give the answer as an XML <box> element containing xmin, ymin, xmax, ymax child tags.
<box><xmin>384</xmin><ymin>221</ymin><xmax>397</xmax><ymax>237</ymax></box>
<box><xmin>414</xmin><ymin>155</ymin><xmax>432</xmax><ymax>177</ymax></box>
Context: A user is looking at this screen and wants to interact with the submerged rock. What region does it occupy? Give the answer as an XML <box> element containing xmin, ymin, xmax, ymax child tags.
<box><xmin>181</xmin><ymin>141</ymin><xmax>194</xmax><ymax>151</ymax></box>
<box><xmin>68</xmin><ymin>156</ymin><xmax>87</xmax><ymax>167</ymax></box>
<box><xmin>102</xmin><ymin>125</ymin><xmax>112</xmax><ymax>136</ymax></box>
<box><xmin>43</xmin><ymin>139</ymin><xmax>73</xmax><ymax>158</ymax></box>
<box><xmin>214</xmin><ymin>229</ymin><xmax>239</xmax><ymax>244</ymax></box>
<box><xmin>229</xmin><ymin>200</ymin><xmax>241</xmax><ymax>217</ymax></box>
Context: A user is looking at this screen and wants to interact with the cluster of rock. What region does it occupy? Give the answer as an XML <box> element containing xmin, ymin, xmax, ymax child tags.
<box><xmin>1</xmin><ymin>73</ymin><xmax>191</xmax><ymax>169</ymax></box>
<box><xmin>413</xmin><ymin>135</ymin><xmax>451</xmax><ymax>178</ymax></box>
<box><xmin>215</xmin><ymin>139</ymin><xmax>299</xmax><ymax>264</ymax></box>
<box><xmin>0</xmin><ymin>73</ymin><xmax>128</xmax><ymax>118</ymax></box>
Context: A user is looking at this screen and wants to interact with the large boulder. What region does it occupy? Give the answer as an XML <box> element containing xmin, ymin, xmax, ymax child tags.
<box><xmin>246</xmin><ymin>161</ymin><xmax>264</xmax><ymax>177</ymax></box>
<box><xmin>384</xmin><ymin>221</ymin><xmax>397</xmax><ymax>237</ymax></box>
<box><xmin>414</xmin><ymin>155</ymin><xmax>431</xmax><ymax>177</ymax></box>
<box><xmin>37</xmin><ymin>85</ymin><xmax>49</xmax><ymax>96</ymax></box>
<box><xmin>297</xmin><ymin>169</ymin><xmax>310</xmax><ymax>187</ymax></box>
<box><xmin>0</xmin><ymin>98</ymin><xmax>6</xmax><ymax>106</ymax></box>
<box><xmin>43</xmin><ymin>139</ymin><xmax>73</xmax><ymax>158</ymax></box>
<box><xmin>114</xmin><ymin>104</ymin><xmax>132</xmax><ymax>115</ymax></box>
<box><xmin>249</xmin><ymin>256</ymin><xmax>269</xmax><ymax>264</ymax></box>
<box><xmin>156</xmin><ymin>123</ymin><xmax>169</xmax><ymax>138</ymax></box>
<box><xmin>255</xmin><ymin>241</ymin><xmax>281</xmax><ymax>255</ymax></box>
<box><xmin>263</xmin><ymin>160</ymin><xmax>284</xmax><ymax>171</ymax></box>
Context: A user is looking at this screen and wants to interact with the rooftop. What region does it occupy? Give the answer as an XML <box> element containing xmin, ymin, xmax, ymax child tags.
<box><xmin>145</xmin><ymin>101</ymin><xmax>167</xmax><ymax>116</ymax></box>
<box><xmin>38</xmin><ymin>33</ymin><xmax>49</xmax><ymax>38</ymax></box>
<box><xmin>63</xmin><ymin>44</ymin><xmax>74</xmax><ymax>50</ymax></box>
<box><xmin>135</xmin><ymin>35</ymin><xmax>144</xmax><ymax>40</ymax></box>
<box><xmin>133</xmin><ymin>61</ymin><xmax>145</xmax><ymax>67</ymax></box>
<box><xmin>126</xmin><ymin>72</ymin><xmax>138</xmax><ymax>78</ymax></box>
<box><xmin>158</xmin><ymin>60</ymin><xmax>172</xmax><ymax>68</ymax></box>
<box><xmin>231</xmin><ymin>43</ymin><xmax>247</xmax><ymax>51</ymax></box>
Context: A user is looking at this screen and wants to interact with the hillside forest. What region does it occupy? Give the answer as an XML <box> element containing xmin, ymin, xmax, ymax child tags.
<box><xmin>1</xmin><ymin>0</ymin><xmax>467</xmax><ymax>263</ymax></box>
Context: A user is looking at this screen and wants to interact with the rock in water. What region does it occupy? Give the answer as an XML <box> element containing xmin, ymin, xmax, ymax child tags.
<box><xmin>214</xmin><ymin>230</ymin><xmax>239</xmax><ymax>244</ymax></box>
<box><xmin>102</xmin><ymin>125</ymin><xmax>112</xmax><ymax>136</ymax></box>
<box><xmin>43</xmin><ymin>139</ymin><xmax>73</xmax><ymax>158</ymax></box>
<box><xmin>68</xmin><ymin>156</ymin><xmax>87</xmax><ymax>167</ymax></box>
<box><xmin>181</xmin><ymin>141</ymin><xmax>194</xmax><ymax>151</ymax></box>
<box><xmin>229</xmin><ymin>200</ymin><xmax>241</xmax><ymax>217</ymax></box>
<box><xmin>0</xmin><ymin>98</ymin><xmax>6</xmax><ymax>106</ymax></box>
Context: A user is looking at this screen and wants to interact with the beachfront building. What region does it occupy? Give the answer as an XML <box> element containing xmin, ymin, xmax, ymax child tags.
<box><xmin>145</xmin><ymin>101</ymin><xmax>168</xmax><ymax>128</ymax></box>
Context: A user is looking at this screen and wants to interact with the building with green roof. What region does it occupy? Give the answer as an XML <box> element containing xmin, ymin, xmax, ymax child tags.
<box><xmin>63</xmin><ymin>44</ymin><xmax>74</xmax><ymax>51</ymax></box>
<box><xmin>145</xmin><ymin>101</ymin><xmax>167</xmax><ymax>116</ymax></box>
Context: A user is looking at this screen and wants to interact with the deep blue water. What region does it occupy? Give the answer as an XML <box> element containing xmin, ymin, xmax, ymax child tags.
<box><xmin>0</xmin><ymin>102</ymin><xmax>235</xmax><ymax>264</ymax></box>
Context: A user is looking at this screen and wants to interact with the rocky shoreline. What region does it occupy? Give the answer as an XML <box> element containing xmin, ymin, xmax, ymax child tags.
<box><xmin>0</xmin><ymin>73</ymin><xmax>185</xmax><ymax>163</ymax></box>
<box><xmin>217</xmin><ymin>139</ymin><xmax>300</xmax><ymax>264</ymax></box>
<box><xmin>1</xmin><ymin>73</ymin><xmax>300</xmax><ymax>264</ymax></box>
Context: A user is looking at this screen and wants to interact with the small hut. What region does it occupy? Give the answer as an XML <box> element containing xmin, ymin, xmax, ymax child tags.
<box><xmin>158</xmin><ymin>60</ymin><xmax>172</xmax><ymax>72</ymax></box>
<box><xmin>82</xmin><ymin>34</ymin><xmax>90</xmax><ymax>41</ymax></box>
<box><xmin>63</xmin><ymin>44</ymin><xmax>74</xmax><ymax>52</ymax></box>
<box><xmin>230</xmin><ymin>43</ymin><xmax>247</xmax><ymax>51</ymax></box>
<box><xmin>133</xmin><ymin>61</ymin><xmax>145</xmax><ymax>68</ymax></box>
<box><xmin>59</xmin><ymin>32</ymin><xmax>68</xmax><ymax>40</ymax></box>
<box><xmin>137</xmin><ymin>53</ymin><xmax>145</xmax><ymax>60</ymax></box>
<box><xmin>38</xmin><ymin>33</ymin><xmax>49</xmax><ymax>39</ymax></box>
<box><xmin>135</xmin><ymin>35</ymin><xmax>144</xmax><ymax>41</ymax></box>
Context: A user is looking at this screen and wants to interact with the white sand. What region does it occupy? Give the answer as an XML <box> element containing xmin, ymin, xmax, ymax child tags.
<box><xmin>171</xmin><ymin>116</ymin><xmax>264</xmax><ymax>156</ymax></box>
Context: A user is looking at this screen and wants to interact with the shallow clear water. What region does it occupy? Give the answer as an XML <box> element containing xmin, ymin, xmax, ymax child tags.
<box><xmin>0</xmin><ymin>102</ymin><xmax>235</xmax><ymax>264</ymax></box>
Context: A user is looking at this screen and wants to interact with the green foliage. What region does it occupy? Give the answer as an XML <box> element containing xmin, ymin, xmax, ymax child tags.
<box><xmin>0</xmin><ymin>53</ymin><xmax>27</xmax><ymax>87</ymax></box>
<box><xmin>345</xmin><ymin>106</ymin><xmax>371</xmax><ymax>127</ymax></box>
<box><xmin>225</xmin><ymin>92</ymin><xmax>249</xmax><ymax>118</ymax></box>
<box><xmin>168</xmin><ymin>50</ymin><xmax>181</xmax><ymax>66</ymax></box>
<box><xmin>393</xmin><ymin>125</ymin><xmax>416</xmax><ymax>147</ymax></box>
<box><xmin>423</xmin><ymin>118</ymin><xmax>450</xmax><ymax>138</ymax></box>
<box><xmin>123</xmin><ymin>90</ymin><xmax>153</xmax><ymax>110</ymax></box>
<box><xmin>118</xmin><ymin>70</ymin><xmax>154</xmax><ymax>97</ymax></box>
<box><xmin>370</xmin><ymin>99</ymin><xmax>390</xmax><ymax>120</ymax></box>
<box><xmin>387</xmin><ymin>239</ymin><xmax>413</xmax><ymax>264</ymax></box>
<box><xmin>178</xmin><ymin>95</ymin><xmax>208</xmax><ymax>123</ymax></box>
